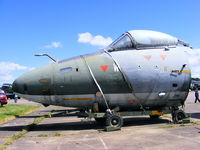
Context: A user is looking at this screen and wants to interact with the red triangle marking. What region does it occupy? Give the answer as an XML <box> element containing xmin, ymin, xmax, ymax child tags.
<box><xmin>160</xmin><ymin>55</ymin><xmax>167</xmax><ymax>60</ymax></box>
<box><xmin>144</xmin><ymin>55</ymin><xmax>152</xmax><ymax>61</ymax></box>
<box><xmin>100</xmin><ymin>65</ymin><xmax>108</xmax><ymax>72</ymax></box>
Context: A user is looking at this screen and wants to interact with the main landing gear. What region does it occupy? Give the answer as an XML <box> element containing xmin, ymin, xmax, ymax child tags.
<box><xmin>84</xmin><ymin>107</ymin><xmax>189</xmax><ymax>131</ymax></box>
<box><xmin>171</xmin><ymin>107</ymin><xmax>187</xmax><ymax>124</ymax></box>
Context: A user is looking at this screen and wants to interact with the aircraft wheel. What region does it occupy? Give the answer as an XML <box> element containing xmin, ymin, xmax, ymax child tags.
<box><xmin>106</xmin><ymin>114</ymin><xmax>123</xmax><ymax>128</ymax></box>
<box><xmin>149</xmin><ymin>115</ymin><xmax>160</xmax><ymax>119</ymax></box>
<box><xmin>172</xmin><ymin>110</ymin><xmax>186</xmax><ymax>124</ymax></box>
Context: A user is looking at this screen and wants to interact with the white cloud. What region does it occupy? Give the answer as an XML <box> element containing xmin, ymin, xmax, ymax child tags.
<box><xmin>44</xmin><ymin>42</ymin><xmax>62</xmax><ymax>49</ymax></box>
<box><xmin>78</xmin><ymin>32</ymin><xmax>113</xmax><ymax>47</ymax></box>
<box><xmin>29</xmin><ymin>67</ymin><xmax>36</xmax><ymax>71</ymax></box>
<box><xmin>0</xmin><ymin>74</ymin><xmax>13</xmax><ymax>82</ymax></box>
<box><xmin>0</xmin><ymin>62</ymin><xmax>29</xmax><ymax>84</ymax></box>
<box><xmin>188</xmin><ymin>49</ymin><xmax>200</xmax><ymax>78</ymax></box>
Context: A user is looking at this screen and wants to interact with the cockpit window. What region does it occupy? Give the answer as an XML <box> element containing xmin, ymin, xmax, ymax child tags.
<box><xmin>106</xmin><ymin>34</ymin><xmax>134</xmax><ymax>52</ymax></box>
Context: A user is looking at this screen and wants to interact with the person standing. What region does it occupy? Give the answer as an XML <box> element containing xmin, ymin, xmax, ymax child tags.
<box><xmin>14</xmin><ymin>94</ymin><xmax>18</xmax><ymax>103</ymax></box>
<box><xmin>195</xmin><ymin>87</ymin><xmax>200</xmax><ymax>103</ymax></box>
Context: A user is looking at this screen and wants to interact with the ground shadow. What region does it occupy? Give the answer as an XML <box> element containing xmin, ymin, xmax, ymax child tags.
<box><xmin>16</xmin><ymin>115</ymin><xmax>41</xmax><ymax>119</ymax></box>
<box><xmin>123</xmin><ymin>117</ymin><xmax>170</xmax><ymax>127</ymax></box>
<box><xmin>190</xmin><ymin>113</ymin><xmax>200</xmax><ymax>119</ymax></box>
<box><xmin>0</xmin><ymin>116</ymin><xmax>170</xmax><ymax>132</ymax></box>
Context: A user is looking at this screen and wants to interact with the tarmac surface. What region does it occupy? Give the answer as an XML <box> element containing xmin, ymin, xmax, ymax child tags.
<box><xmin>0</xmin><ymin>91</ymin><xmax>200</xmax><ymax>150</ymax></box>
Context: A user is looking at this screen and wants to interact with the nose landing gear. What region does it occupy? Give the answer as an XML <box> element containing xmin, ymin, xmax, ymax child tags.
<box><xmin>104</xmin><ymin>113</ymin><xmax>123</xmax><ymax>131</ymax></box>
<box><xmin>106</xmin><ymin>113</ymin><xmax>123</xmax><ymax>128</ymax></box>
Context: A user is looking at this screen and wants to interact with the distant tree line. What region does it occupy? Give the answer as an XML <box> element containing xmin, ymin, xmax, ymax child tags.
<box><xmin>192</xmin><ymin>78</ymin><xmax>200</xmax><ymax>81</ymax></box>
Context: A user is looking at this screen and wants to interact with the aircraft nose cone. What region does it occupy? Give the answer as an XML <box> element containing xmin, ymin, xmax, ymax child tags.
<box><xmin>12</xmin><ymin>77</ymin><xmax>24</xmax><ymax>94</ymax></box>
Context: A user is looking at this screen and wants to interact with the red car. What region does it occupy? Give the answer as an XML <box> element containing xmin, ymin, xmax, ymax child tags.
<box><xmin>0</xmin><ymin>89</ymin><xmax>7</xmax><ymax>107</ymax></box>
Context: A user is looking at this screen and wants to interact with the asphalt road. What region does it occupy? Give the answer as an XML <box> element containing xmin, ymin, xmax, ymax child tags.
<box><xmin>0</xmin><ymin>91</ymin><xmax>200</xmax><ymax>150</ymax></box>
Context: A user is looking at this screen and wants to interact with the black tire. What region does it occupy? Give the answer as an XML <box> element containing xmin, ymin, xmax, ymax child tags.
<box><xmin>149</xmin><ymin>115</ymin><xmax>160</xmax><ymax>119</ymax></box>
<box><xmin>106</xmin><ymin>114</ymin><xmax>123</xmax><ymax>128</ymax></box>
<box><xmin>172</xmin><ymin>110</ymin><xmax>186</xmax><ymax>124</ymax></box>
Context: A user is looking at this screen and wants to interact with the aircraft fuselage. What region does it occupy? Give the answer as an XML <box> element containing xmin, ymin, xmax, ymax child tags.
<box><xmin>13</xmin><ymin>47</ymin><xmax>191</xmax><ymax>111</ymax></box>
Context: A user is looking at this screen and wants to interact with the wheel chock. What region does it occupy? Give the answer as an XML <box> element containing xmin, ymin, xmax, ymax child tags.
<box><xmin>104</xmin><ymin>126</ymin><xmax>121</xmax><ymax>132</ymax></box>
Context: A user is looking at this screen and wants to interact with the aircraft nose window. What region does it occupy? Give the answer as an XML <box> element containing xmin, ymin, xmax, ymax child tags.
<box><xmin>108</xmin><ymin>34</ymin><xmax>133</xmax><ymax>51</ymax></box>
<box><xmin>60</xmin><ymin>67</ymin><xmax>72</xmax><ymax>73</ymax></box>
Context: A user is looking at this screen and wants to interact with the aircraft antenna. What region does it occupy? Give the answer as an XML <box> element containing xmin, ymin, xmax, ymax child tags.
<box><xmin>34</xmin><ymin>54</ymin><xmax>57</xmax><ymax>62</ymax></box>
<box><xmin>178</xmin><ymin>40</ymin><xmax>189</xmax><ymax>47</ymax></box>
<box><xmin>80</xmin><ymin>55</ymin><xmax>112</xmax><ymax>114</ymax></box>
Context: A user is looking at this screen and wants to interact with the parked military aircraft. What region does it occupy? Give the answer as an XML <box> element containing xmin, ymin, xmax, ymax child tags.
<box><xmin>13</xmin><ymin>30</ymin><xmax>191</xmax><ymax>130</ymax></box>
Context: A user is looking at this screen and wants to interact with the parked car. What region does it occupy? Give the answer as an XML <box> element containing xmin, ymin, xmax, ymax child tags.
<box><xmin>0</xmin><ymin>89</ymin><xmax>8</xmax><ymax>107</ymax></box>
<box><xmin>190</xmin><ymin>80</ymin><xmax>200</xmax><ymax>90</ymax></box>
<box><xmin>1</xmin><ymin>83</ymin><xmax>15</xmax><ymax>99</ymax></box>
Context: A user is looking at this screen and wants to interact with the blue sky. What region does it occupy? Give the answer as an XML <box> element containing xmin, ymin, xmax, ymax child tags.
<box><xmin>0</xmin><ymin>0</ymin><xmax>200</xmax><ymax>85</ymax></box>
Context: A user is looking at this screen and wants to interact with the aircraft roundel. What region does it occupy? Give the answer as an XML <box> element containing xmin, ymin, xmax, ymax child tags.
<box><xmin>100</xmin><ymin>65</ymin><xmax>108</xmax><ymax>72</ymax></box>
<box><xmin>144</xmin><ymin>55</ymin><xmax>152</xmax><ymax>61</ymax></box>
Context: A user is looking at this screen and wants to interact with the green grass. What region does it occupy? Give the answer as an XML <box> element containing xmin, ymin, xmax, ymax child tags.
<box><xmin>37</xmin><ymin>134</ymin><xmax>48</xmax><ymax>137</ymax></box>
<box><xmin>0</xmin><ymin>104</ymin><xmax>40</xmax><ymax>123</ymax></box>
<box><xmin>52</xmin><ymin>132</ymin><xmax>62</xmax><ymax>137</ymax></box>
<box><xmin>158</xmin><ymin>125</ymin><xmax>177</xmax><ymax>129</ymax></box>
<box><xmin>190</xmin><ymin>120</ymin><xmax>200</xmax><ymax>125</ymax></box>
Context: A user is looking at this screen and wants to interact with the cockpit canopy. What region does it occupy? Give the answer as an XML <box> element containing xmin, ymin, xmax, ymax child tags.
<box><xmin>105</xmin><ymin>30</ymin><xmax>188</xmax><ymax>52</ymax></box>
